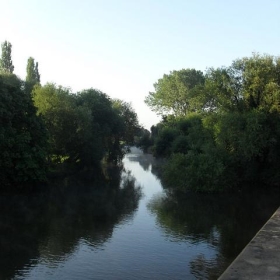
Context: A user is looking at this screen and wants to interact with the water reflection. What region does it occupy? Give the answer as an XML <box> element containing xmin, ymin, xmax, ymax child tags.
<box><xmin>1</xmin><ymin>149</ymin><xmax>279</xmax><ymax>280</ymax></box>
<box><xmin>0</xmin><ymin>168</ymin><xmax>141</xmax><ymax>280</ymax></box>
<box><xmin>125</xmin><ymin>148</ymin><xmax>155</xmax><ymax>172</ymax></box>
<box><xmin>147</xmin><ymin>191</ymin><xmax>280</xmax><ymax>279</ymax></box>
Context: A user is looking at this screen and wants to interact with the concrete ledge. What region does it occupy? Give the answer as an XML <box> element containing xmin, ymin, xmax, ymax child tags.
<box><xmin>219</xmin><ymin>207</ymin><xmax>280</xmax><ymax>280</ymax></box>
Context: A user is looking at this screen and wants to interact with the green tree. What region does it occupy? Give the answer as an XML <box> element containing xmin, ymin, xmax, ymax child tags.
<box><xmin>204</xmin><ymin>67</ymin><xmax>245</xmax><ymax>113</ymax></box>
<box><xmin>232</xmin><ymin>54</ymin><xmax>280</xmax><ymax>112</ymax></box>
<box><xmin>33</xmin><ymin>84</ymin><xmax>100</xmax><ymax>166</ymax></box>
<box><xmin>0</xmin><ymin>74</ymin><xmax>48</xmax><ymax>189</ymax></box>
<box><xmin>204</xmin><ymin>54</ymin><xmax>280</xmax><ymax>113</ymax></box>
<box><xmin>135</xmin><ymin>127</ymin><xmax>153</xmax><ymax>152</ymax></box>
<box><xmin>112</xmin><ymin>99</ymin><xmax>140</xmax><ymax>145</ymax></box>
<box><xmin>0</xmin><ymin>41</ymin><xmax>14</xmax><ymax>74</ymax></box>
<box><xmin>145</xmin><ymin>69</ymin><xmax>205</xmax><ymax>116</ymax></box>
<box><xmin>35</xmin><ymin>62</ymin><xmax>40</xmax><ymax>84</ymax></box>
<box><xmin>26</xmin><ymin>57</ymin><xmax>40</xmax><ymax>94</ymax></box>
<box><xmin>77</xmin><ymin>89</ymin><xmax>124</xmax><ymax>163</ymax></box>
<box><xmin>148</xmin><ymin>54</ymin><xmax>280</xmax><ymax>192</ymax></box>
<box><xmin>26</xmin><ymin>57</ymin><xmax>36</xmax><ymax>83</ymax></box>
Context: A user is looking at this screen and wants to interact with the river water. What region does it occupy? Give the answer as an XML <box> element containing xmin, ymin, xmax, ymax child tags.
<box><xmin>0</xmin><ymin>148</ymin><xmax>279</xmax><ymax>280</ymax></box>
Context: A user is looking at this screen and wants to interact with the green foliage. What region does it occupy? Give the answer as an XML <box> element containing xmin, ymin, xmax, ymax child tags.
<box><xmin>204</xmin><ymin>53</ymin><xmax>280</xmax><ymax>113</ymax></box>
<box><xmin>34</xmin><ymin>62</ymin><xmax>40</xmax><ymax>84</ymax></box>
<box><xmin>135</xmin><ymin>128</ymin><xmax>153</xmax><ymax>152</ymax></box>
<box><xmin>32</xmin><ymin>85</ymin><xmax>140</xmax><ymax>167</ymax></box>
<box><xmin>0</xmin><ymin>41</ymin><xmax>14</xmax><ymax>74</ymax></box>
<box><xmin>154</xmin><ymin>127</ymin><xmax>179</xmax><ymax>157</ymax></box>
<box><xmin>77</xmin><ymin>89</ymin><xmax>124</xmax><ymax>163</ymax></box>
<box><xmin>0</xmin><ymin>41</ymin><xmax>141</xmax><ymax>191</ymax></box>
<box><xmin>0</xmin><ymin>74</ymin><xmax>48</xmax><ymax>189</ymax></box>
<box><xmin>33</xmin><ymin>84</ymin><xmax>103</xmax><ymax>166</ymax></box>
<box><xmin>26</xmin><ymin>57</ymin><xmax>36</xmax><ymax>83</ymax></box>
<box><xmin>112</xmin><ymin>99</ymin><xmax>140</xmax><ymax>145</ymax></box>
<box><xmin>153</xmin><ymin>114</ymin><xmax>207</xmax><ymax>157</ymax></box>
<box><xmin>26</xmin><ymin>57</ymin><xmax>40</xmax><ymax>94</ymax></box>
<box><xmin>145</xmin><ymin>69</ymin><xmax>205</xmax><ymax>116</ymax></box>
<box><xmin>149</xmin><ymin>54</ymin><xmax>280</xmax><ymax>192</ymax></box>
<box><xmin>171</xmin><ymin>135</ymin><xmax>189</xmax><ymax>154</ymax></box>
<box><xmin>234</xmin><ymin>54</ymin><xmax>280</xmax><ymax>112</ymax></box>
<box><xmin>204</xmin><ymin>67</ymin><xmax>244</xmax><ymax>113</ymax></box>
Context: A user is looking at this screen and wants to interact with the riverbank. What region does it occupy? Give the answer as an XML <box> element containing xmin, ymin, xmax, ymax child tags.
<box><xmin>219</xmin><ymin>206</ymin><xmax>280</xmax><ymax>279</ymax></box>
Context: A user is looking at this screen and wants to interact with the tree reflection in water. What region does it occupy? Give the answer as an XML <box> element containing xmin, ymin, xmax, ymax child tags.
<box><xmin>1</xmin><ymin>149</ymin><xmax>279</xmax><ymax>280</ymax></box>
<box><xmin>0</xmin><ymin>167</ymin><xmax>142</xmax><ymax>280</ymax></box>
<box><xmin>147</xmin><ymin>190</ymin><xmax>280</xmax><ymax>279</ymax></box>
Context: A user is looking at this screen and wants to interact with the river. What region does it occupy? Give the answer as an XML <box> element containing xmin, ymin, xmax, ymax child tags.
<box><xmin>0</xmin><ymin>147</ymin><xmax>279</xmax><ymax>279</ymax></box>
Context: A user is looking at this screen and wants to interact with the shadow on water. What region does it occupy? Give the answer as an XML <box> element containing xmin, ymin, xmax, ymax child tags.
<box><xmin>1</xmin><ymin>148</ymin><xmax>279</xmax><ymax>280</ymax></box>
<box><xmin>0</xmin><ymin>167</ymin><xmax>142</xmax><ymax>280</ymax></box>
<box><xmin>147</xmin><ymin>190</ymin><xmax>280</xmax><ymax>279</ymax></box>
<box><xmin>125</xmin><ymin>148</ymin><xmax>280</xmax><ymax>279</ymax></box>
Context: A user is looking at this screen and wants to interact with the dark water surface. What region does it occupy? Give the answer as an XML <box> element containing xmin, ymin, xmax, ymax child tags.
<box><xmin>0</xmin><ymin>148</ymin><xmax>279</xmax><ymax>280</ymax></box>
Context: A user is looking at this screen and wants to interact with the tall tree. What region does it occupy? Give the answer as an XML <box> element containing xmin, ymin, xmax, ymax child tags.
<box><xmin>26</xmin><ymin>57</ymin><xmax>36</xmax><ymax>83</ymax></box>
<box><xmin>0</xmin><ymin>41</ymin><xmax>14</xmax><ymax>74</ymax></box>
<box><xmin>145</xmin><ymin>69</ymin><xmax>205</xmax><ymax>116</ymax></box>
<box><xmin>26</xmin><ymin>57</ymin><xmax>40</xmax><ymax>84</ymax></box>
<box><xmin>204</xmin><ymin>54</ymin><xmax>280</xmax><ymax>114</ymax></box>
<box><xmin>112</xmin><ymin>99</ymin><xmax>140</xmax><ymax>145</ymax></box>
<box><xmin>26</xmin><ymin>57</ymin><xmax>40</xmax><ymax>93</ymax></box>
<box><xmin>0</xmin><ymin>74</ymin><xmax>48</xmax><ymax>189</ymax></box>
<box><xmin>35</xmin><ymin>62</ymin><xmax>40</xmax><ymax>83</ymax></box>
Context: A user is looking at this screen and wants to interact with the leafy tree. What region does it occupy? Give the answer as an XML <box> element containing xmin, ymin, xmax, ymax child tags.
<box><xmin>76</xmin><ymin>89</ymin><xmax>123</xmax><ymax>163</ymax></box>
<box><xmin>171</xmin><ymin>135</ymin><xmax>189</xmax><ymax>154</ymax></box>
<box><xmin>26</xmin><ymin>57</ymin><xmax>36</xmax><ymax>83</ymax></box>
<box><xmin>26</xmin><ymin>57</ymin><xmax>40</xmax><ymax>84</ymax></box>
<box><xmin>232</xmin><ymin>54</ymin><xmax>280</xmax><ymax>112</ymax></box>
<box><xmin>112</xmin><ymin>99</ymin><xmax>140</xmax><ymax>145</ymax></box>
<box><xmin>35</xmin><ymin>62</ymin><xmax>40</xmax><ymax>84</ymax></box>
<box><xmin>135</xmin><ymin>128</ymin><xmax>153</xmax><ymax>152</ymax></box>
<box><xmin>204</xmin><ymin>67</ymin><xmax>245</xmax><ymax>113</ymax></box>
<box><xmin>26</xmin><ymin>57</ymin><xmax>40</xmax><ymax>94</ymax></box>
<box><xmin>0</xmin><ymin>74</ymin><xmax>48</xmax><ymax>189</ymax></box>
<box><xmin>204</xmin><ymin>54</ymin><xmax>280</xmax><ymax>113</ymax></box>
<box><xmin>0</xmin><ymin>41</ymin><xmax>14</xmax><ymax>74</ymax></box>
<box><xmin>32</xmin><ymin>84</ymin><xmax>101</xmax><ymax>166</ymax></box>
<box><xmin>145</xmin><ymin>69</ymin><xmax>205</xmax><ymax>116</ymax></box>
<box><xmin>77</xmin><ymin>90</ymin><xmax>140</xmax><ymax>163</ymax></box>
<box><xmin>148</xmin><ymin>54</ymin><xmax>280</xmax><ymax>192</ymax></box>
<box><xmin>154</xmin><ymin>127</ymin><xmax>179</xmax><ymax>157</ymax></box>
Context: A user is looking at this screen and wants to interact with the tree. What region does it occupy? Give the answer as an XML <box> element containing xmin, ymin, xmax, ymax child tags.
<box><xmin>35</xmin><ymin>62</ymin><xmax>40</xmax><ymax>84</ymax></box>
<box><xmin>145</xmin><ymin>69</ymin><xmax>205</xmax><ymax>116</ymax></box>
<box><xmin>77</xmin><ymin>89</ymin><xmax>125</xmax><ymax>163</ymax></box>
<box><xmin>26</xmin><ymin>57</ymin><xmax>36</xmax><ymax>83</ymax></box>
<box><xmin>232</xmin><ymin>53</ymin><xmax>280</xmax><ymax>112</ymax></box>
<box><xmin>147</xmin><ymin>54</ymin><xmax>280</xmax><ymax>192</ymax></box>
<box><xmin>26</xmin><ymin>57</ymin><xmax>40</xmax><ymax>93</ymax></box>
<box><xmin>204</xmin><ymin>54</ymin><xmax>280</xmax><ymax>113</ymax></box>
<box><xmin>0</xmin><ymin>74</ymin><xmax>48</xmax><ymax>189</ymax></box>
<box><xmin>204</xmin><ymin>67</ymin><xmax>245</xmax><ymax>113</ymax></box>
<box><xmin>135</xmin><ymin>127</ymin><xmax>153</xmax><ymax>152</ymax></box>
<box><xmin>112</xmin><ymin>99</ymin><xmax>140</xmax><ymax>145</ymax></box>
<box><xmin>32</xmin><ymin>84</ymin><xmax>101</xmax><ymax>166</ymax></box>
<box><xmin>32</xmin><ymin>85</ymin><xmax>135</xmax><ymax>166</ymax></box>
<box><xmin>0</xmin><ymin>41</ymin><xmax>14</xmax><ymax>74</ymax></box>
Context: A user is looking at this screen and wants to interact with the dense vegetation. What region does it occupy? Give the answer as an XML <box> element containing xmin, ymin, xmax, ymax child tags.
<box><xmin>2</xmin><ymin>39</ymin><xmax>279</xmax><ymax>193</ymax></box>
<box><xmin>143</xmin><ymin>54</ymin><xmax>280</xmax><ymax>192</ymax></box>
<box><xmin>0</xmin><ymin>41</ymin><xmax>140</xmax><ymax>190</ymax></box>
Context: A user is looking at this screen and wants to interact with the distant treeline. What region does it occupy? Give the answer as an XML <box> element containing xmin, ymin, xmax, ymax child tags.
<box><xmin>139</xmin><ymin>53</ymin><xmax>280</xmax><ymax>192</ymax></box>
<box><xmin>0</xmin><ymin>41</ymin><xmax>140</xmax><ymax>190</ymax></box>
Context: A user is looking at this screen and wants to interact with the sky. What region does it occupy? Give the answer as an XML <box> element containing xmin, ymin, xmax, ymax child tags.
<box><xmin>1</xmin><ymin>0</ymin><xmax>280</xmax><ymax>129</ymax></box>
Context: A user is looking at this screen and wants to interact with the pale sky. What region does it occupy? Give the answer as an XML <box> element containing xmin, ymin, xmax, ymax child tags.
<box><xmin>1</xmin><ymin>0</ymin><xmax>280</xmax><ymax>129</ymax></box>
